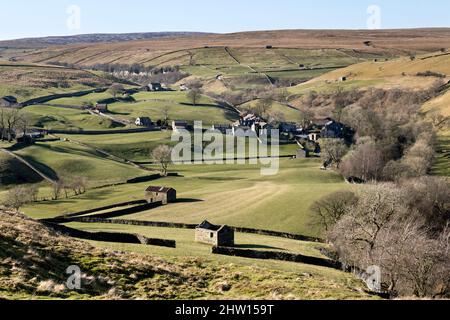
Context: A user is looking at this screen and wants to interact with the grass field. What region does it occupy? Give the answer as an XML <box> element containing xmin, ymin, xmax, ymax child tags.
<box><xmin>422</xmin><ymin>89</ymin><xmax>450</xmax><ymax>118</ymax></box>
<box><xmin>0</xmin><ymin>63</ymin><xmax>113</xmax><ymax>101</ymax></box>
<box><xmin>22</xmin><ymin>158</ymin><xmax>347</xmax><ymax>237</ymax></box>
<box><xmin>24</xmin><ymin>104</ymin><xmax>128</xmax><ymax>131</ymax></box>
<box><xmin>63</xmin><ymin>222</ymin><xmax>350</xmax><ymax>278</ymax></box>
<box><xmin>240</xmin><ymin>100</ymin><xmax>302</xmax><ymax>121</ymax></box>
<box><xmin>289</xmin><ymin>52</ymin><xmax>450</xmax><ymax>96</ymax></box>
<box><xmin>14</xmin><ymin>140</ymin><xmax>148</xmax><ymax>187</ymax></box>
<box><xmin>47</xmin><ymin>91</ymin><xmax>114</xmax><ymax>106</ymax></box>
<box><xmin>66</xmin><ymin>222</ymin><xmax>329</xmax><ymax>258</ymax></box>
<box><xmin>27</xmin><ymin>90</ymin><xmax>239</xmax><ymax>130</ymax></box>
<box><xmin>108</xmin><ymin>96</ymin><xmax>237</xmax><ymax>126</ymax></box>
<box><xmin>433</xmin><ymin>130</ymin><xmax>450</xmax><ymax>176</ymax></box>
<box><xmin>58</xmin><ymin>131</ymin><xmax>174</xmax><ymax>162</ymax></box>
<box><xmin>0</xmin><ymin>210</ymin><xmax>375</xmax><ymax>300</ymax></box>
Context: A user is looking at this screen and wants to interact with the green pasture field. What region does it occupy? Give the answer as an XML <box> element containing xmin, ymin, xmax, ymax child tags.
<box><xmin>24</xmin><ymin>104</ymin><xmax>127</xmax><ymax>131</ymax></box>
<box><xmin>21</xmin><ymin>158</ymin><xmax>348</xmax><ymax>238</ymax></box>
<box><xmin>14</xmin><ymin>140</ymin><xmax>148</xmax><ymax>186</ymax></box>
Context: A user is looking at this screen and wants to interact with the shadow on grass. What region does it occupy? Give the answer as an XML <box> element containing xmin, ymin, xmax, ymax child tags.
<box><xmin>234</xmin><ymin>244</ymin><xmax>286</xmax><ymax>251</ymax></box>
<box><xmin>175</xmin><ymin>198</ymin><xmax>204</xmax><ymax>203</ymax></box>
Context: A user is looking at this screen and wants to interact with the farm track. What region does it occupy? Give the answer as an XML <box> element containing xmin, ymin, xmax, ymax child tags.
<box><xmin>52</xmin><ymin>134</ymin><xmax>157</xmax><ymax>172</ymax></box>
<box><xmin>87</xmin><ymin>109</ymin><xmax>130</xmax><ymax>126</ymax></box>
<box><xmin>0</xmin><ymin>148</ymin><xmax>56</xmax><ymax>184</ymax></box>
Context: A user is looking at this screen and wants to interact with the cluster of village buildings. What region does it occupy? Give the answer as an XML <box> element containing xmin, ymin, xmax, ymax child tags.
<box><xmin>2</xmin><ymin>83</ymin><xmax>351</xmax><ymax>157</ymax></box>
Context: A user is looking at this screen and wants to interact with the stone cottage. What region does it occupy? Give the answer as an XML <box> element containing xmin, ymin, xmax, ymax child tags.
<box><xmin>145</xmin><ymin>186</ymin><xmax>177</xmax><ymax>205</ymax></box>
<box><xmin>195</xmin><ymin>220</ymin><xmax>234</xmax><ymax>247</ymax></box>
<box><xmin>94</xmin><ymin>103</ymin><xmax>108</xmax><ymax>112</ymax></box>
<box><xmin>0</xmin><ymin>96</ymin><xmax>18</xmax><ymax>107</ymax></box>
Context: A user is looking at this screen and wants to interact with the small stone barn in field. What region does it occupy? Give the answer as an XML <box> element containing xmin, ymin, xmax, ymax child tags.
<box><xmin>94</xmin><ymin>103</ymin><xmax>108</xmax><ymax>112</ymax></box>
<box><xmin>145</xmin><ymin>186</ymin><xmax>177</xmax><ymax>205</ymax></box>
<box><xmin>0</xmin><ymin>96</ymin><xmax>18</xmax><ymax>107</ymax></box>
<box><xmin>195</xmin><ymin>220</ymin><xmax>234</xmax><ymax>247</ymax></box>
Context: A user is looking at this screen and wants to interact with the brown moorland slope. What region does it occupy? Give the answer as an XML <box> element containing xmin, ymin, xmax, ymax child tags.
<box><xmin>11</xmin><ymin>29</ymin><xmax>450</xmax><ymax>67</ymax></box>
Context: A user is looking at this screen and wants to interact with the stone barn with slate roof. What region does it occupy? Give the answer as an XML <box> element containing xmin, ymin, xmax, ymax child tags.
<box><xmin>195</xmin><ymin>220</ymin><xmax>234</xmax><ymax>247</ymax></box>
<box><xmin>145</xmin><ymin>186</ymin><xmax>177</xmax><ymax>205</ymax></box>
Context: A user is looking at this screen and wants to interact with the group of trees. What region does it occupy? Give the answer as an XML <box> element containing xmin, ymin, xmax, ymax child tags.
<box><xmin>3</xmin><ymin>185</ymin><xmax>39</xmax><ymax>211</ymax></box>
<box><xmin>91</xmin><ymin>63</ymin><xmax>188</xmax><ymax>85</ymax></box>
<box><xmin>338</xmin><ymin>122</ymin><xmax>436</xmax><ymax>182</ymax></box>
<box><xmin>0</xmin><ymin>107</ymin><xmax>29</xmax><ymax>142</ymax></box>
<box><xmin>313</xmin><ymin>87</ymin><xmax>441</xmax><ymax>182</ymax></box>
<box><xmin>52</xmin><ymin>175</ymin><xmax>88</xmax><ymax>201</ymax></box>
<box><xmin>312</xmin><ymin>178</ymin><xmax>450</xmax><ymax>298</ymax></box>
<box><xmin>309</xmin><ymin>83</ymin><xmax>450</xmax><ymax>298</ymax></box>
<box><xmin>2</xmin><ymin>174</ymin><xmax>88</xmax><ymax>209</ymax></box>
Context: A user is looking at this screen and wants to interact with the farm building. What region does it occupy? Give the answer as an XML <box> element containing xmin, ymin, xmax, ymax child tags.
<box><xmin>321</xmin><ymin>120</ymin><xmax>346</xmax><ymax>139</ymax></box>
<box><xmin>94</xmin><ymin>103</ymin><xmax>108</xmax><ymax>112</ymax></box>
<box><xmin>0</xmin><ymin>96</ymin><xmax>18</xmax><ymax>107</ymax></box>
<box><xmin>179</xmin><ymin>84</ymin><xmax>189</xmax><ymax>91</ymax></box>
<box><xmin>172</xmin><ymin>120</ymin><xmax>188</xmax><ymax>133</ymax></box>
<box><xmin>195</xmin><ymin>220</ymin><xmax>234</xmax><ymax>247</ymax></box>
<box><xmin>145</xmin><ymin>186</ymin><xmax>177</xmax><ymax>205</ymax></box>
<box><xmin>279</xmin><ymin>122</ymin><xmax>300</xmax><ymax>133</ymax></box>
<box><xmin>148</xmin><ymin>83</ymin><xmax>164</xmax><ymax>92</ymax></box>
<box><xmin>135</xmin><ymin>117</ymin><xmax>153</xmax><ymax>127</ymax></box>
<box><xmin>15</xmin><ymin>130</ymin><xmax>44</xmax><ymax>144</ymax></box>
<box><xmin>231</xmin><ymin>113</ymin><xmax>271</xmax><ymax>137</ymax></box>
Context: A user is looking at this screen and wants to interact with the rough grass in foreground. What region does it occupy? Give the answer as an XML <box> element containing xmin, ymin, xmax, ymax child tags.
<box><xmin>0</xmin><ymin>211</ymin><xmax>376</xmax><ymax>300</ymax></box>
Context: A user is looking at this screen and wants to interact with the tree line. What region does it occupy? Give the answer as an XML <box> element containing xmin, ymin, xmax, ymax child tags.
<box><xmin>309</xmin><ymin>86</ymin><xmax>450</xmax><ymax>298</ymax></box>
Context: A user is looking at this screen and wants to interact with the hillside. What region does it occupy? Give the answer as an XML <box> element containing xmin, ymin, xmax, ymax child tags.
<box><xmin>10</xmin><ymin>29</ymin><xmax>450</xmax><ymax>68</ymax></box>
<box><xmin>0</xmin><ymin>62</ymin><xmax>116</xmax><ymax>101</ymax></box>
<box><xmin>0</xmin><ymin>32</ymin><xmax>211</xmax><ymax>48</ymax></box>
<box><xmin>290</xmin><ymin>51</ymin><xmax>450</xmax><ymax>94</ymax></box>
<box><xmin>0</xmin><ymin>210</ymin><xmax>374</xmax><ymax>300</ymax></box>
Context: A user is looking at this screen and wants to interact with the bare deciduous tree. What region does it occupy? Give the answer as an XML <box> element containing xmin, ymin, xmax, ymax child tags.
<box><xmin>298</xmin><ymin>107</ymin><xmax>315</xmax><ymax>129</ymax></box>
<box><xmin>52</xmin><ymin>180</ymin><xmax>64</xmax><ymax>200</ymax></box>
<box><xmin>340</xmin><ymin>137</ymin><xmax>384</xmax><ymax>182</ymax></box>
<box><xmin>253</xmin><ymin>98</ymin><xmax>272</xmax><ymax>117</ymax></box>
<box><xmin>325</xmin><ymin>181</ymin><xmax>450</xmax><ymax>298</ymax></box>
<box><xmin>320</xmin><ymin>139</ymin><xmax>348</xmax><ymax>168</ymax></box>
<box><xmin>151</xmin><ymin>145</ymin><xmax>173</xmax><ymax>176</ymax></box>
<box><xmin>0</xmin><ymin>107</ymin><xmax>25</xmax><ymax>142</ymax></box>
<box><xmin>310</xmin><ymin>190</ymin><xmax>357</xmax><ymax>231</ymax></box>
<box><xmin>3</xmin><ymin>185</ymin><xmax>39</xmax><ymax>210</ymax></box>
<box><xmin>161</xmin><ymin>106</ymin><xmax>170</xmax><ymax>126</ymax></box>
<box><xmin>187</xmin><ymin>89</ymin><xmax>202</xmax><ymax>106</ymax></box>
<box><xmin>108</xmin><ymin>83</ymin><xmax>125</xmax><ymax>98</ymax></box>
<box><xmin>3</xmin><ymin>186</ymin><xmax>29</xmax><ymax>211</ymax></box>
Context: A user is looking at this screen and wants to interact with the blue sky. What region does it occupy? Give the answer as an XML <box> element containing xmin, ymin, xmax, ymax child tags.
<box><xmin>1</xmin><ymin>0</ymin><xmax>449</xmax><ymax>40</ymax></box>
